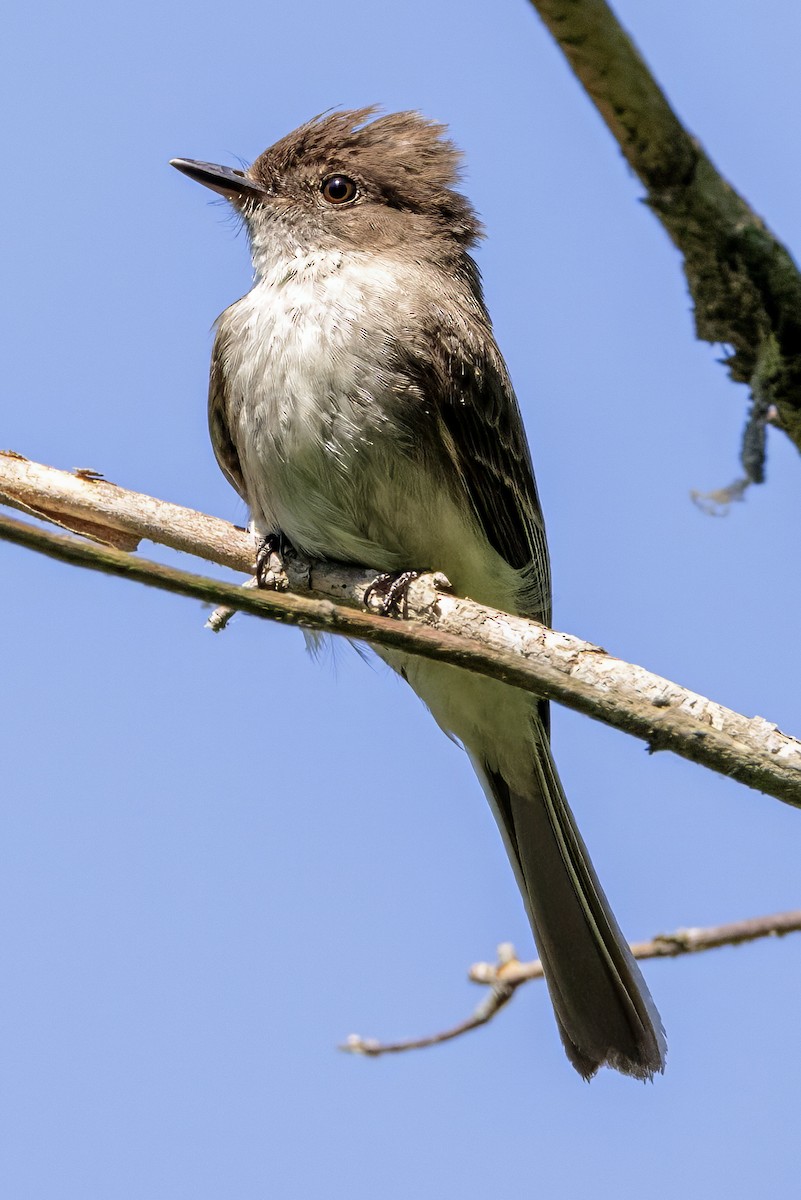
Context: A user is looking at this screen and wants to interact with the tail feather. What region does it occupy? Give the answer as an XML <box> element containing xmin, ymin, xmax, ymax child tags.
<box><xmin>380</xmin><ymin>649</ymin><xmax>665</xmax><ymax>1079</ymax></box>
<box><xmin>472</xmin><ymin>729</ymin><xmax>666</xmax><ymax>1080</ymax></box>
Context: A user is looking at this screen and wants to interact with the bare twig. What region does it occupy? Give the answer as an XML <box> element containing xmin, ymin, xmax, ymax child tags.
<box><xmin>340</xmin><ymin>983</ymin><xmax>517</xmax><ymax>1057</ymax></box>
<box><xmin>528</xmin><ymin>0</ymin><xmax>801</xmax><ymax>467</ymax></box>
<box><xmin>206</xmin><ymin>577</ymin><xmax>260</xmax><ymax>632</ymax></box>
<box><xmin>470</xmin><ymin>908</ymin><xmax>801</xmax><ymax>984</ymax></box>
<box><xmin>0</xmin><ymin>451</ymin><xmax>252</xmax><ymax>570</ymax></box>
<box><xmin>2</xmin><ymin>453</ymin><xmax>801</xmax><ymax>805</ymax></box>
<box><xmin>342</xmin><ymin>910</ymin><xmax>801</xmax><ymax>1056</ymax></box>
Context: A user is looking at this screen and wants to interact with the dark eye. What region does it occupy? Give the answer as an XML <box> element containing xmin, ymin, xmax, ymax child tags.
<box><xmin>320</xmin><ymin>174</ymin><xmax>359</xmax><ymax>205</ymax></box>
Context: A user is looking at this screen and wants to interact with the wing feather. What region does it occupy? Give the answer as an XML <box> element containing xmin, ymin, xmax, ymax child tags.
<box><xmin>393</xmin><ymin>309</ymin><xmax>552</xmax><ymax>625</ymax></box>
<box><xmin>208</xmin><ymin>329</ymin><xmax>246</xmax><ymax>499</ymax></box>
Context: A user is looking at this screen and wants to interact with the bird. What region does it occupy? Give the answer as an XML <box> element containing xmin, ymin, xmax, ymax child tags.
<box><xmin>171</xmin><ymin>108</ymin><xmax>666</xmax><ymax>1079</ymax></box>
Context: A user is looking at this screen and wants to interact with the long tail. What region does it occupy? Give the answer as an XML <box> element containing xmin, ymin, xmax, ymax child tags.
<box><xmin>469</xmin><ymin>722</ymin><xmax>666</xmax><ymax>1080</ymax></box>
<box><xmin>379</xmin><ymin>647</ymin><xmax>666</xmax><ymax>1079</ymax></box>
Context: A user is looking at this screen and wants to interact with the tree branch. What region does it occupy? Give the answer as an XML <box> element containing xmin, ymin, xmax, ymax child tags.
<box><xmin>342</xmin><ymin>909</ymin><xmax>801</xmax><ymax>1056</ymax></box>
<box><xmin>2</xmin><ymin>451</ymin><xmax>801</xmax><ymax>805</ymax></box>
<box><xmin>528</xmin><ymin>0</ymin><xmax>801</xmax><ymax>481</ymax></box>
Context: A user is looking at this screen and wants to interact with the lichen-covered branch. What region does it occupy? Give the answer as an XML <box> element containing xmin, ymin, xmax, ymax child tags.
<box><xmin>528</xmin><ymin>0</ymin><xmax>801</xmax><ymax>475</ymax></box>
<box><xmin>2</xmin><ymin>451</ymin><xmax>801</xmax><ymax>806</ymax></box>
<box><xmin>342</xmin><ymin>909</ymin><xmax>801</xmax><ymax>1056</ymax></box>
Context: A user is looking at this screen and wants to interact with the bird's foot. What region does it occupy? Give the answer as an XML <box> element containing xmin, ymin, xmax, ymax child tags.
<box><xmin>254</xmin><ymin>531</ymin><xmax>292</xmax><ymax>591</ymax></box>
<box><xmin>363</xmin><ymin>570</ymin><xmax>420</xmax><ymax>617</ymax></box>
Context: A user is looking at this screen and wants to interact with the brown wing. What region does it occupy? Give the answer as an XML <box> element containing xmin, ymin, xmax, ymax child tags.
<box><xmin>208</xmin><ymin>328</ymin><xmax>246</xmax><ymax>500</ymax></box>
<box><xmin>393</xmin><ymin>312</ymin><xmax>552</xmax><ymax>626</ymax></box>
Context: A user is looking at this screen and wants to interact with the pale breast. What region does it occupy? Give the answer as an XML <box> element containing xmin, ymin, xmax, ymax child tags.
<box><xmin>214</xmin><ymin>248</ymin><xmax>520</xmax><ymax>610</ymax></box>
<box><xmin>218</xmin><ymin>250</ymin><xmax>406</xmax><ymax>551</ymax></box>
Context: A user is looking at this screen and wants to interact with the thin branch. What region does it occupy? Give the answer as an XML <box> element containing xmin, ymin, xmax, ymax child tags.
<box><xmin>471</xmin><ymin>908</ymin><xmax>801</xmax><ymax>983</ymax></box>
<box><xmin>342</xmin><ymin>909</ymin><xmax>801</xmax><ymax>1056</ymax></box>
<box><xmin>2</xmin><ymin>452</ymin><xmax>801</xmax><ymax>805</ymax></box>
<box><xmin>0</xmin><ymin>451</ymin><xmax>251</xmax><ymax>571</ymax></box>
<box><xmin>528</xmin><ymin>0</ymin><xmax>801</xmax><ymax>470</ymax></box>
<box><xmin>340</xmin><ymin>982</ymin><xmax>517</xmax><ymax>1057</ymax></box>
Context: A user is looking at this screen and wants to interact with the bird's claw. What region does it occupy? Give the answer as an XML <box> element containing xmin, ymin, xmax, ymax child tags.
<box><xmin>363</xmin><ymin>570</ymin><xmax>420</xmax><ymax>617</ymax></box>
<box><xmin>255</xmin><ymin>532</ymin><xmax>291</xmax><ymax>591</ymax></box>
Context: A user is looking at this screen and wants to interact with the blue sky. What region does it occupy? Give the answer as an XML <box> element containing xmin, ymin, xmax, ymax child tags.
<box><xmin>3</xmin><ymin>2</ymin><xmax>801</xmax><ymax>1196</ymax></box>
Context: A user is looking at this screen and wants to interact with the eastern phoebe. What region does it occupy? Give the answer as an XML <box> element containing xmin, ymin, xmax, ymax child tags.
<box><xmin>171</xmin><ymin>109</ymin><xmax>666</xmax><ymax>1079</ymax></box>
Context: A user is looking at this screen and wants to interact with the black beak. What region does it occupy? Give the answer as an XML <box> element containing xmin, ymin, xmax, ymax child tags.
<box><xmin>169</xmin><ymin>158</ymin><xmax>266</xmax><ymax>201</ymax></box>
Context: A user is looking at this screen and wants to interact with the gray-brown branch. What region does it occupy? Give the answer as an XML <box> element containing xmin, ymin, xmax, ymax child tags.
<box><xmin>343</xmin><ymin>909</ymin><xmax>801</xmax><ymax>1056</ymax></box>
<box><xmin>2</xmin><ymin>452</ymin><xmax>801</xmax><ymax>806</ymax></box>
<box><xmin>528</xmin><ymin>0</ymin><xmax>801</xmax><ymax>480</ymax></box>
